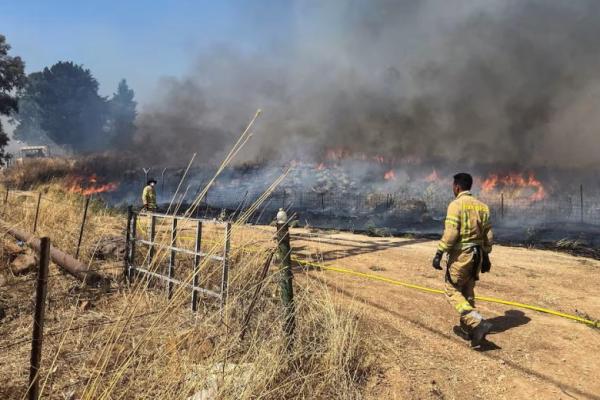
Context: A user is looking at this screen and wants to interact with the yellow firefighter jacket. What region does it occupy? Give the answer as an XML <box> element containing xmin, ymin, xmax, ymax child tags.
<box><xmin>142</xmin><ymin>185</ymin><xmax>157</xmax><ymax>210</ymax></box>
<box><xmin>438</xmin><ymin>191</ymin><xmax>493</xmax><ymax>254</ymax></box>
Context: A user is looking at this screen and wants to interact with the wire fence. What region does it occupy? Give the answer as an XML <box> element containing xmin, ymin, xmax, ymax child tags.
<box><xmin>195</xmin><ymin>187</ymin><xmax>600</xmax><ymax>229</ymax></box>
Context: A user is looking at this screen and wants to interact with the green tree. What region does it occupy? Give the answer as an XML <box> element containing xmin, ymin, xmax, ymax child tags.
<box><xmin>14</xmin><ymin>61</ymin><xmax>108</xmax><ymax>152</ymax></box>
<box><xmin>108</xmin><ymin>79</ymin><xmax>137</xmax><ymax>147</ymax></box>
<box><xmin>0</xmin><ymin>34</ymin><xmax>26</xmax><ymax>164</ymax></box>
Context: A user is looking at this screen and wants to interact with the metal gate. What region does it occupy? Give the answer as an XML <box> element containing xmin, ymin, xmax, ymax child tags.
<box><xmin>124</xmin><ymin>208</ymin><xmax>231</xmax><ymax>311</ymax></box>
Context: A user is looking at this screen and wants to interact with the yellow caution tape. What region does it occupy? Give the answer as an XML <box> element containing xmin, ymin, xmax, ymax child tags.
<box><xmin>135</xmin><ymin>219</ymin><xmax>599</xmax><ymax>329</ymax></box>
<box><xmin>294</xmin><ymin>257</ymin><xmax>600</xmax><ymax>329</ymax></box>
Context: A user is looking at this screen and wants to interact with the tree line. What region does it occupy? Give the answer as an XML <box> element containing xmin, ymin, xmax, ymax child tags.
<box><xmin>0</xmin><ymin>34</ymin><xmax>137</xmax><ymax>163</ymax></box>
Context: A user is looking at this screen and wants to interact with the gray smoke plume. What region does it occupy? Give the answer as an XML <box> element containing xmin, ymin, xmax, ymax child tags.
<box><xmin>136</xmin><ymin>0</ymin><xmax>600</xmax><ymax>169</ymax></box>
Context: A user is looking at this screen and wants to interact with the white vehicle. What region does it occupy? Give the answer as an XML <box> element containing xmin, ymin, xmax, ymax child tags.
<box><xmin>16</xmin><ymin>146</ymin><xmax>50</xmax><ymax>162</ymax></box>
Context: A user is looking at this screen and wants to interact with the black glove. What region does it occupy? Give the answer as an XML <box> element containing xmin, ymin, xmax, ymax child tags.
<box><xmin>432</xmin><ymin>250</ymin><xmax>443</xmax><ymax>270</ymax></box>
<box><xmin>481</xmin><ymin>252</ymin><xmax>491</xmax><ymax>273</ymax></box>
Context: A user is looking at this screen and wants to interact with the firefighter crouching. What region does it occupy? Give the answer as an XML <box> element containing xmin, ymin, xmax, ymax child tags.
<box><xmin>432</xmin><ymin>173</ymin><xmax>494</xmax><ymax>347</ymax></box>
<box><xmin>142</xmin><ymin>179</ymin><xmax>158</xmax><ymax>211</ymax></box>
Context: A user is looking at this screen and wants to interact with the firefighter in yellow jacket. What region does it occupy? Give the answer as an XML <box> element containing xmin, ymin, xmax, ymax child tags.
<box><xmin>142</xmin><ymin>179</ymin><xmax>158</xmax><ymax>211</ymax></box>
<box><xmin>432</xmin><ymin>173</ymin><xmax>493</xmax><ymax>347</ymax></box>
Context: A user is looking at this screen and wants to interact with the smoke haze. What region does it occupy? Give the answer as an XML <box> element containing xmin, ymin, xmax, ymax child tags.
<box><xmin>136</xmin><ymin>0</ymin><xmax>600</xmax><ymax>169</ymax></box>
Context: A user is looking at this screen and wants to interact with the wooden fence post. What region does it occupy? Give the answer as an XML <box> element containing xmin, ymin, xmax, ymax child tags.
<box><xmin>75</xmin><ymin>196</ymin><xmax>90</xmax><ymax>259</ymax></box>
<box><xmin>124</xmin><ymin>206</ymin><xmax>133</xmax><ymax>281</ymax></box>
<box><xmin>32</xmin><ymin>192</ymin><xmax>42</xmax><ymax>233</ymax></box>
<box><xmin>191</xmin><ymin>220</ymin><xmax>202</xmax><ymax>312</ymax></box>
<box><xmin>27</xmin><ymin>237</ymin><xmax>50</xmax><ymax>400</ymax></box>
<box><xmin>276</xmin><ymin>211</ymin><xmax>295</xmax><ymax>348</ymax></box>
<box><xmin>3</xmin><ymin>188</ymin><xmax>8</xmax><ymax>217</ymax></box>
<box><xmin>167</xmin><ymin>218</ymin><xmax>177</xmax><ymax>299</ymax></box>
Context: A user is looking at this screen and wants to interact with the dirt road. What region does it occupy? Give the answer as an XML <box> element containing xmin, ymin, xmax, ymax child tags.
<box><xmin>289</xmin><ymin>229</ymin><xmax>600</xmax><ymax>399</ymax></box>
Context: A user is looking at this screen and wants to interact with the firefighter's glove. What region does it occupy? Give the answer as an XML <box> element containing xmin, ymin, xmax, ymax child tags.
<box><xmin>432</xmin><ymin>250</ymin><xmax>443</xmax><ymax>270</ymax></box>
<box><xmin>481</xmin><ymin>252</ymin><xmax>491</xmax><ymax>273</ymax></box>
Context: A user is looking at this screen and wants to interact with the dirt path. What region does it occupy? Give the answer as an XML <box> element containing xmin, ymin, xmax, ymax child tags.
<box><xmin>289</xmin><ymin>229</ymin><xmax>600</xmax><ymax>399</ymax></box>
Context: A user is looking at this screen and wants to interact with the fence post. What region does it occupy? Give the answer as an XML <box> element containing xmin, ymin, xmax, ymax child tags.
<box><xmin>276</xmin><ymin>211</ymin><xmax>295</xmax><ymax>348</ymax></box>
<box><xmin>501</xmin><ymin>192</ymin><xmax>505</xmax><ymax>220</ymax></box>
<box><xmin>167</xmin><ymin>217</ymin><xmax>177</xmax><ymax>299</ymax></box>
<box><xmin>580</xmin><ymin>184</ymin><xmax>584</xmax><ymax>224</ymax></box>
<box><xmin>321</xmin><ymin>193</ymin><xmax>325</xmax><ymax>210</ymax></box>
<box><xmin>148</xmin><ymin>215</ymin><xmax>156</xmax><ymax>266</ymax></box>
<box><xmin>32</xmin><ymin>192</ymin><xmax>42</xmax><ymax>233</ymax></box>
<box><xmin>128</xmin><ymin>210</ymin><xmax>138</xmax><ymax>282</ymax></box>
<box><xmin>75</xmin><ymin>196</ymin><xmax>91</xmax><ymax>259</ymax></box>
<box><xmin>3</xmin><ymin>188</ymin><xmax>8</xmax><ymax>217</ymax></box>
<box><xmin>221</xmin><ymin>222</ymin><xmax>231</xmax><ymax>312</ymax></box>
<box><xmin>28</xmin><ymin>237</ymin><xmax>50</xmax><ymax>400</ymax></box>
<box><xmin>192</xmin><ymin>220</ymin><xmax>202</xmax><ymax>312</ymax></box>
<box><xmin>124</xmin><ymin>206</ymin><xmax>132</xmax><ymax>281</ymax></box>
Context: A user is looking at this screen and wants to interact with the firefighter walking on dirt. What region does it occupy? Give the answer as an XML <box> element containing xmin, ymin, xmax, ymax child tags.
<box><xmin>432</xmin><ymin>173</ymin><xmax>494</xmax><ymax>347</ymax></box>
<box><xmin>142</xmin><ymin>179</ymin><xmax>158</xmax><ymax>211</ymax></box>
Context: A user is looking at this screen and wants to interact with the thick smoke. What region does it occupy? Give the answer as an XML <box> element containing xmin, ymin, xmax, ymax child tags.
<box><xmin>136</xmin><ymin>0</ymin><xmax>600</xmax><ymax>169</ymax></box>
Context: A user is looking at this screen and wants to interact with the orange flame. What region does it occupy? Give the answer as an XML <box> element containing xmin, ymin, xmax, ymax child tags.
<box><xmin>384</xmin><ymin>169</ymin><xmax>396</xmax><ymax>181</ymax></box>
<box><xmin>481</xmin><ymin>172</ymin><xmax>546</xmax><ymax>201</ymax></box>
<box><xmin>67</xmin><ymin>174</ymin><xmax>119</xmax><ymax>196</ymax></box>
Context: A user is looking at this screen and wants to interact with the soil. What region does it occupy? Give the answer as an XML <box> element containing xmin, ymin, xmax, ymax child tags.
<box><xmin>1</xmin><ymin>220</ymin><xmax>599</xmax><ymax>399</ymax></box>
<box><xmin>288</xmin><ymin>228</ymin><xmax>600</xmax><ymax>400</ymax></box>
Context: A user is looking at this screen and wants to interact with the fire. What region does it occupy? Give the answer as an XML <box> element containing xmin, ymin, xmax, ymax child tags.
<box><xmin>67</xmin><ymin>174</ymin><xmax>119</xmax><ymax>196</ymax></box>
<box><xmin>481</xmin><ymin>172</ymin><xmax>546</xmax><ymax>201</ymax></box>
<box><xmin>384</xmin><ymin>169</ymin><xmax>396</xmax><ymax>181</ymax></box>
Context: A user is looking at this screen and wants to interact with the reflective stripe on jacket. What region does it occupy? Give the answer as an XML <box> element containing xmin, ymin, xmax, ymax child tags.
<box><xmin>142</xmin><ymin>185</ymin><xmax>157</xmax><ymax>208</ymax></box>
<box><xmin>438</xmin><ymin>191</ymin><xmax>493</xmax><ymax>253</ymax></box>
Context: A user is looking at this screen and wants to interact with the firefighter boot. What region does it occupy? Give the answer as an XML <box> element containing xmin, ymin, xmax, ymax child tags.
<box><xmin>452</xmin><ymin>322</ymin><xmax>471</xmax><ymax>341</ymax></box>
<box><xmin>470</xmin><ymin>321</ymin><xmax>493</xmax><ymax>347</ymax></box>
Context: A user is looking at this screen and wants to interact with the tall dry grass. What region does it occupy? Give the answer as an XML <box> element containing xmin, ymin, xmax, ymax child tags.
<box><xmin>0</xmin><ymin>112</ymin><xmax>373</xmax><ymax>399</ymax></box>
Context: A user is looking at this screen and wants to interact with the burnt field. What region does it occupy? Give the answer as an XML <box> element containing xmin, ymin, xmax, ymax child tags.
<box><xmin>131</xmin><ymin>161</ymin><xmax>600</xmax><ymax>258</ymax></box>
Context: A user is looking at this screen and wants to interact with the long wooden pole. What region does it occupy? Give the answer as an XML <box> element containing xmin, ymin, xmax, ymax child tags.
<box><xmin>28</xmin><ymin>237</ymin><xmax>50</xmax><ymax>400</ymax></box>
<box><xmin>0</xmin><ymin>220</ymin><xmax>108</xmax><ymax>287</ymax></box>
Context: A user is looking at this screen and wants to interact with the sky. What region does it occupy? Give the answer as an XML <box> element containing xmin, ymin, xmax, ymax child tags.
<box><xmin>1</xmin><ymin>0</ymin><xmax>292</xmax><ymax>104</ymax></box>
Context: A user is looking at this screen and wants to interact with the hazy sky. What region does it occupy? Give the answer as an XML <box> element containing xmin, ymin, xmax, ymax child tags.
<box><xmin>2</xmin><ymin>0</ymin><xmax>292</xmax><ymax>104</ymax></box>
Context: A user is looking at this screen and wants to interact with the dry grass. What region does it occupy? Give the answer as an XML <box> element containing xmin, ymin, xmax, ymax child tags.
<box><xmin>0</xmin><ymin>183</ymin><xmax>372</xmax><ymax>398</ymax></box>
<box><xmin>2</xmin><ymin>158</ymin><xmax>75</xmax><ymax>189</ymax></box>
<box><xmin>1</xmin><ymin>154</ymin><xmax>138</xmax><ymax>191</ymax></box>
